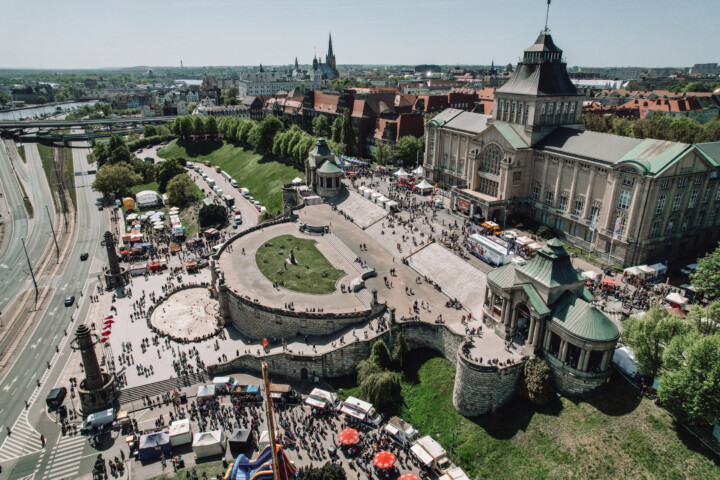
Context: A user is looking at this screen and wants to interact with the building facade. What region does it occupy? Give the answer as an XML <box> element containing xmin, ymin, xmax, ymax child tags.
<box><xmin>423</xmin><ymin>32</ymin><xmax>720</xmax><ymax>267</ymax></box>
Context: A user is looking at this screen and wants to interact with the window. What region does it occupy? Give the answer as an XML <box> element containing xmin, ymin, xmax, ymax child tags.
<box><xmin>458</xmin><ymin>158</ymin><xmax>464</xmax><ymax>175</ymax></box>
<box><xmin>541</xmin><ymin>103</ymin><xmax>546</xmax><ymax>116</ymax></box>
<box><xmin>480</xmin><ymin>145</ymin><xmax>501</xmax><ymax>175</ymax></box>
<box><xmin>622</xmin><ymin>175</ymin><xmax>635</xmax><ymax>187</ymax></box>
<box><xmin>477</xmin><ymin>177</ymin><xmax>499</xmax><ymax>197</ymax></box>
<box><xmin>555</xmin><ymin>217</ymin><xmax>564</xmax><ymax>232</ymax></box>
<box><xmin>513</xmin><ymin>171</ymin><xmax>521</xmax><ymax>185</ymax></box>
<box><xmin>516</xmin><ymin>102</ymin><xmax>522</xmax><ymax>123</ymax></box>
<box><xmin>532</xmin><ymin>184</ymin><xmax>540</xmax><ymax>201</ymax></box>
<box><xmin>703</xmin><ymin>187</ymin><xmax>711</xmax><ymax>203</ymax></box>
<box><xmin>678</xmin><ymin>177</ymin><xmax>688</xmax><ymax>188</ymax></box>
<box><xmin>694</xmin><ymin>175</ymin><xmax>703</xmax><ymax>185</ymax></box>
<box><xmin>688</xmin><ymin>190</ymin><xmax>698</xmax><ymax>209</ymax></box>
<box><xmin>695</xmin><ymin>215</ymin><xmax>703</xmax><ymax>229</ymax></box>
<box><xmin>716</xmin><ymin>186</ymin><xmax>720</xmax><ymax>201</ymax></box>
<box><xmin>544</xmin><ymin>190</ymin><xmax>554</xmax><ymax>206</ymax></box>
<box><xmin>660</xmin><ymin>179</ymin><xmax>670</xmax><ymax>190</ymax></box>
<box><xmin>523</xmin><ymin>103</ymin><xmax>529</xmax><ymax>124</ymax></box>
<box><xmin>617</xmin><ymin>190</ymin><xmax>631</xmax><ymax>210</ymax></box>
<box><xmin>573</xmin><ymin>197</ymin><xmax>584</xmax><ymax>216</ymax></box>
<box><xmin>710</xmin><ymin>210</ymin><xmax>718</xmax><ymax>227</ymax></box>
<box><xmin>584</xmin><ymin>229</ymin><xmax>593</xmax><ymax>242</ymax></box>
<box><xmin>443</xmin><ymin>154</ymin><xmax>448</xmax><ymax>169</ymax></box>
<box><xmin>672</xmin><ymin>193</ymin><xmax>682</xmax><ymax>211</ymax></box>
<box><xmin>568</xmin><ymin>222</ymin><xmax>579</xmax><ymax>236</ymax></box>
<box><xmin>590</xmin><ymin>204</ymin><xmax>601</xmax><ymax>221</ymax></box>
<box><xmin>665</xmin><ymin>220</ymin><xmax>674</xmax><ymax>235</ymax></box>
<box><xmin>649</xmin><ymin>222</ymin><xmax>659</xmax><ymax>238</ymax></box>
<box><xmin>558</xmin><ymin>192</ymin><xmax>568</xmax><ymax>211</ymax></box>
<box><xmin>570</xmin><ymin>102</ymin><xmax>577</xmax><ymax>115</ymax></box>
<box><xmin>655</xmin><ymin>195</ymin><xmax>666</xmax><ymax>214</ymax></box>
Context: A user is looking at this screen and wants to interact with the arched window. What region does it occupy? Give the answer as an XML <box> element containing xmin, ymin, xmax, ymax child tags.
<box><xmin>480</xmin><ymin>145</ymin><xmax>502</xmax><ymax>175</ymax></box>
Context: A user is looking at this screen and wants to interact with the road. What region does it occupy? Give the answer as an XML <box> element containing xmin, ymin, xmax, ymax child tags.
<box><xmin>0</xmin><ymin>141</ymin><xmax>55</xmax><ymax>312</ymax></box>
<box><xmin>0</xmin><ymin>137</ymin><xmax>107</xmax><ymax>479</ymax></box>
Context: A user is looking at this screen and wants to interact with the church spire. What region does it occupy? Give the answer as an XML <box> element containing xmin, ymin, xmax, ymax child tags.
<box><xmin>544</xmin><ymin>0</ymin><xmax>551</xmax><ymax>33</ymax></box>
<box><xmin>294</xmin><ymin>57</ymin><xmax>299</xmax><ymax>69</ymax></box>
<box><xmin>328</xmin><ymin>32</ymin><xmax>334</xmax><ymax>58</ymax></box>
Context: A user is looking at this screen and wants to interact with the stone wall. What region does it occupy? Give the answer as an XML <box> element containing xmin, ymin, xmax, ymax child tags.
<box><xmin>209</xmin><ymin>319</ymin><xmax>526</xmax><ymax>417</ymax></box>
<box><xmin>226</xmin><ymin>289</ymin><xmax>375</xmax><ymax>339</ymax></box>
<box><xmin>452</xmin><ymin>347</ymin><xmax>524</xmax><ymax>416</ymax></box>
<box><xmin>548</xmin><ymin>358</ymin><xmax>609</xmax><ymax>396</ymax></box>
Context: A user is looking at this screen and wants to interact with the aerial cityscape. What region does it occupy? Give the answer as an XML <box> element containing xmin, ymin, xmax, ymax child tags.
<box><xmin>0</xmin><ymin>1</ymin><xmax>719</xmax><ymax>479</ymax></box>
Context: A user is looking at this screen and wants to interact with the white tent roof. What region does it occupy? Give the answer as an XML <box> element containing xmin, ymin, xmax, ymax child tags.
<box><xmin>439</xmin><ymin>467</ymin><xmax>471</xmax><ymax>480</ymax></box>
<box><xmin>666</xmin><ymin>292</ymin><xmax>688</xmax><ymax>305</ymax></box>
<box><xmin>612</xmin><ymin>346</ymin><xmax>637</xmax><ymax>376</ymax></box>
<box><xmin>528</xmin><ymin>242</ymin><xmax>544</xmax><ymax>250</ymax></box>
<box><xmin>126</xmin><ymin>213</ymin><xmax>138</xmax><ymax>220</ymax></box>
<box><xmin>393</xmin><ymin>168</ymin><xmax>409</xmax><ymax>177</ymax></box>
<box><xmin>415</xmin><ymin>179</ymin><xmax>434</xmax><ymax>190</ymax></box>
<box><xmin>582</xmin><ymin>271</ymin><xmax>598</xmax><ymax>280</ymax></box>
<box><xmin>638</xmin><ymin>265</ymin><xmax>656</xmax><ymax>275</ymax></box>
<box><xmin>624</xmin><ymin>266</ymin><xmax>641</xmax><ymax>275</ymax></box>
<box><xmin>192</xmin><ymin>430</ymin><xmax>225</xmax><ymax>458</ymax></box>
<box><xmin>197</xmin><ymin>384</ymin><xmax>216</xmax><ymax>398</ymax></box>
<box><xmin>412</xmin><ymin>166</ymin><xmax>424</xmax><ymax>176</ymax></box>
<box><xmin>410</xmin><ymin>443</ymin><xmax>434</xmax><ymax>466</ymax></box>
<box><xmin>649</xmin><ymin>263</ymin><xmax>667</xmax><ymax>275</ymax></box>
<box><xmin>377</xmin><ymin>196</ymin><xmax>390</xmax><ymax>203</ymax></box>
<box><xmin>169</xmin><ymin>419</ymin><xmax>190</xmax><ymax>437</ymax></box>
<box><xmin>291</xmin><ymin>177</ymin><xmax>303</xmax><ymax>184</ymax></box>
<box><xmin>136</xmin><ymin>190</ymin><xmax>159</xmax><ymax>203</ymax></box>
<box><xmin>516</xmin><ymin>236</ymin><xmax>532</xmax><ymax>245</ymax></box>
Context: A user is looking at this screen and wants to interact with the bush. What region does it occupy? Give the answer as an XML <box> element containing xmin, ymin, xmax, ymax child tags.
<box><xmin>518</xmin><ymin>357</ymin><xmax>554</xmax><ymax>405</ymax></box>
<box><xmin>198</xmin><ymin>203</ymin><xmax>227</xmax><ymax>229</ymax></box>
<box><xmin>370</xmin><ymin>340</ymin><xmax>392</xmax><ymax>371</ymax></box>
<box><xmin>536</xmin><ymin>226</ymin><xmax>554</xmax><ymax>239</ymax></box>
<box><xmin>360</xmin><ymin>371</ymin><xmax>402</xmax><ymax>414</ymax></box>
<box><xmin>127</xmin><ymin>134</ymin><xmax>176</xmax><ymax>152</ymax></box>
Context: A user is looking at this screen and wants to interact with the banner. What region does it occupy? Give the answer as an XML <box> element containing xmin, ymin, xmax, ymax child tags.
<box><xmin>589</xmin><ymin>211</ymin><xmax>598</xmax><ymax>232</ymax></box>
<box><xmin>457</xmin><ymin>198</ymin><xmax>470</xmax><ymax>214</ymax></box>
<box><xmin>613</xmin><ymin>216</ymin><xmax>623</xmax><ymax>240</ymax></box>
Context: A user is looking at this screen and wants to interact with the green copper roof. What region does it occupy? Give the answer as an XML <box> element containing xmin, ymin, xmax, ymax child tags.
<box><xmin>425</xmin><ymin>108</ymin><xmax>463</xmax><ymax>128</ymax></box>
<box><xmin>517</xmin><ymin>239</ymin><xmax>583</xmax><ymax>288</ymax></box>
<box><xmin>522</xmin><ymin>284</ymin><xmax>550</xmax><ymax>315</ymax></box>
<box><xmin>618</xmin><ymin>139</ymin><xmax>690</xmax><ymax>175</ymax></box>
<box><xmin>487</xmin><ymin>263</ymin><xmax>516</xmax><ymax>288</ymax></box>
<box><xmin>317</xmin><ymin>160</ymin><xmax>342</xmax><ymax>174</ymax></box>
<box><xmin>550</xmin><ymin>291</ymin><xmax>619</xmax><ymax>342</ymax></box>
<box><xmin>493</xmin><ymin>122</ymin><xmax>528</xmax><ymax>150</ymax></box>
<box><xmin>310</xmin><ymin>137</ymin><xmax>332</xmax><ymax>157</ymax></box>
<box><xmin>695</xmin><ymin>143</ymin><xmax>720</xmax><ymax>167</ymax></box>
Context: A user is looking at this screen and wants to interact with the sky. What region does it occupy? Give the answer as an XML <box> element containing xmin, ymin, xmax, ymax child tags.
<box><xmin>1</xmin><ymin>0</ymin><xmax>718</xmax><ymax>70</ymax></box>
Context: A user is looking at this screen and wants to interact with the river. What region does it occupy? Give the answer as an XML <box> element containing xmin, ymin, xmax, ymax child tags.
<box><xmin>0</xmin><ymin>100</ymin><xmax>99</xmax><ymax>121</ymax></box>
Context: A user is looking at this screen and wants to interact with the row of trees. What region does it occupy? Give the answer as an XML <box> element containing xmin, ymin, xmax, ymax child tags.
<box><xmin>272</xmin><ymin>126</ymin><xmax>316</xmax><ymax>166</ymax></box>
<box><xmin>582</xmin><ymin>114</ymin><xmax>720</xmax><ymax>144</ymax></box>
<box><xmin>374</xmin><ymin>136</ymin><xmax>426</xmax><ymax>166</ymax></box>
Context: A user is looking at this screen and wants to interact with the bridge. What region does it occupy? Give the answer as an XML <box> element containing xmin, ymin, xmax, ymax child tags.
<box><xmin>0</xmin><ymin>116</ymin><xmax>176</xmax><ymax>130</ymax></box>
<box><xmin>18</xmin><ymin>127</ymin><xmax>146</xmax><ymax>146</ymax></box>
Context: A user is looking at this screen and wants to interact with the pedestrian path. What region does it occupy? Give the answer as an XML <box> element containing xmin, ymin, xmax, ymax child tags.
<box><xmin>117</xmin><ymin>370</ymin><xmax>207</xmax><ymax>407</ymax></box>
<box><xmin>334</xmin><ymin>191</ymin><xmax>388</xmax><ymax>229</ymax></box>
<box><xmin>41</xmin><ymin>434</ymin><xmax>86</xmax><ymax>480</ymax></box>
<box><xmin>355</xmin><ymin>289</ymin><xmax>373</xmax><ymax>308</ymax></box>
<box><xmin>324</xmin><ymin>233</ymin><xmax>366</xmax><ymax>273</ymax></box>
<box><xmin>0</xmin><ymin>409</ymin><xmax>41</xmax><ymax>462</ymax></box>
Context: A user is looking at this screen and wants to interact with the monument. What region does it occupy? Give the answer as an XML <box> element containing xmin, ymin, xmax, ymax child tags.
<box><xmin>101</xmin><ymin>231</ymin><xmax>128</xmax><ymax>288</ymax></box>
<box><xmin>70</xmin><ymin>324</ymin><xmax>117</xmax><ymax>413</ymax></box>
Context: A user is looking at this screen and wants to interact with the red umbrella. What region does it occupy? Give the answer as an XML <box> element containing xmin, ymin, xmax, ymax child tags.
<box><xmin>100</xmin><ymin>337</ymin><xmax>108</xmax><ymax>343</ymax></box>
<box><xmin>104</xmin><ymin>319</ymin><xmax>115</xmax><ymax>325</ymax></box>
<box><xmin>373</xmin><ymin>451</ymin><xmax>396</xmax><ymax>469</ymax></box>
<box><xmin>104</xmin><ymin>314</ymin><xmax>114</xmax><ymax>320</ymax></box>
<box><xmin>338</xmin><ymin>428</ymin><xmax>359</xmax><ymax>445</ymax></box>
<box><xmin>399</xmin><ymin>475</ymin><xmax>420</xmax><ymax>480</ymax></box>
<box><xmin>101</xmin><ymin>330</ymin><xmax>111</xmax><ymax>337</ymax></box>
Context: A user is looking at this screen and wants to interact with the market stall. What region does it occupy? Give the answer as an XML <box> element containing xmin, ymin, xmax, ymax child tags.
<box><xmin>197</xmin><ymin>384</ymin><xmax>216</xmax><ymax>401</ymax></box>
<box><xmin>413</xmin><ymin>179</ymin><xmax>434</xmax><ymax>195</ymax></box>
<box><xmin>228</xmin><ymin>429</ymin><xmax>253</xmax><ymax>454</ymax></box>
<box><xmin>192</xmin><ymin>430</ymin><xmax>225</xmax><ymax>459</ymax></box>
<box><xmin>169</xmin><ymin>419</ymin><xmax>192</xmax><ymax>447</ymax></box>
<box><xmin>138</xmin><ymin>431</ymin><xmax>171</xmax><ymax>460</ymax></box>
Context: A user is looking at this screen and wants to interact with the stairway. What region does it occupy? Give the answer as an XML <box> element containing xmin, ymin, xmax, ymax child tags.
<box><xmin>116</xmin><ymin>371</ymin><xmax>207</xmax><ymax>407</ymax></box>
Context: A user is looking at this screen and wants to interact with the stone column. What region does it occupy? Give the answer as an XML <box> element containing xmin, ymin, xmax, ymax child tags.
<box><xmin>511</xmin><ymin>308</ymin><xmax>519</xmax><ymax>329</ymax></box>
<box><xmin>483</xmin><ymin>287</ymin><xmax>489</xmax><ymax>306</ymax></box>
<box><xmin>553</xmin><ymin>160</ymin><xmax>564</xmax><ymax>208</ymax></box>
<box><xmin>581</xmin><ymin>349</ymin><xmax>591</xmax><ymax>372</ymax></box>
<box><xmin>600</xmin><ymin>349</ymin><xmax>611</xmax><ymax>372</ymax></box>
<box><xmin>576</xmin><ymin>349</ymin><xmax>586</xmax><ymax>371</ymax></box>
<box><xmin>539</xmin><ymin>156</ymin><xmax>550</xmax><ymax>202</ymax></box>
<box><xmin>582</xmin><ymin>167</ymin><xmax>596</xmax><ymax>218</ymax></box>
<box><xmin>502</xmin><ymin>298</ymin><xmax>512</xmax><ymax>326</ymax></box>
<box><xmin>543</xmin><ymin>328</ymin><xmax>552</xmax><ymax>350</ymax></box>
<box><xmin>489</xmin><ymin>292</ymin><xmax>496</xmax><ymax>317</ymax></box>
<box><xmin>568</xmin><ymin>163</ymin><xmax>579</xmax><ymax>213</ymax></box>
<box><xmin>527</xmin><ymin>316</ymin><xmax>537</xmax><ymax>345</ymax></box>
<box><xmin>532</xmin><ymin>318</ymin><xmax>543</xmax><ymax>348</ymax></box>
<box><xmin>372</xmin><ymin>289</ymin><xmax>378</xmax><ymax>306</ymax></box>
<box><xmin>629</xmin><ymin>178</ymin><xmax>650</xmax><ymax>239</ymax></box>
<box><xmin>559</xmin><ymin>340</ymin><xmax>568</xmax><ymax>362</ymax></box>
<box><xmin>604</xmin><ymin>173</ymin><xmax>621</xmax><ymax>230</ymax></box>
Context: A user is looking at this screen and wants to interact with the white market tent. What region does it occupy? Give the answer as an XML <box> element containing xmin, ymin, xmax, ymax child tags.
<box><xmin>363</xmin><ymin>189</ymin><xmax>375</xmax><ymax>199</ymax></box>
<box><xmin>528</xmin><ymin>242</ymin><xmax>544</xmax><ymax>250</ymax></box>
<box><xmin>154</xmin><ymin>225</ymin><xmax>164</xmax><ymax>231</ymax></box>
<box><xmin>291</xmin><ymin>177</ymin><xmax>303</xmax><ymax>184</ymax></box>
<box><xmin>197</xmin><ymin>384</ymin><xmax>216</xmax><ymax>399</ymax></box>
<box><xmin>414</xmin><ymin>179</ymin><xmax>434</xmax><ymax>193</ymax></box>
<box><xmin>371</xmin><ymin>192</ymin><xmax>383</xmax><ymax>200</ymax></box>
<box><xmin>612</xmin><ymin>346</ymin><xmax>638</xmax><ymax>376</ymax></box>
<box><xmin>393</xmin><ymin>167</ymin><xmax>409</xmax><ymax>178</ymax></box>
<box><xmin>136</xmin><ymin>190</ymin><xmax>161</xmax><ymax>208</ymax></box>
<box><xmin>666</xmin><ymin>292</ymin><xmax>688</xmax><ymax>305</ymax></box>
<box><xmin>385</xmin><ymin>200</ymin><xmax>399</xmax><ymax>211</ymax></box>
<box><xmin>305</xmin><ymin>388</ymin><xmax>337</xmax><ymax>409</ymax></box>
<box><xmin>126</xmin><ymin>213</ymin><xmax>138</xmax><ymax>221</ymax></box>
<box><xmin>582</xmin><ymin>271</ymin><xmax>598</xmax><ymax>280</ymax></box>
<box><xmin>410</xmin><ymin>443</ymin><xmax>434</xmax><ymax>466</ymax></box>
<box><xmin>146</xmin><ymin>210</ymin><xmax>157</xmax><ymax>217</ymax></box>
<box><xmin>638</xmin><ymin>265</ymin><xmax>656</xmax><ymax>278</ymax></box>
<box><xmin>340</xmin><ymin>396</ymin><xmax>375</xmax><ymax>422</ymax></box>
<box><xmin>169</xmin><ymin>419</ymin><xmax>192</xmax><ymax>446</ymax></box>
<box><xmin>624</xmin><ymin>266</ymin><xmax>641</xmax><ymax>276</ymax></box>
<box><xmin>192</xmin><ymin>430</ymin><xmax>225</xmax><ymax>458</ymax></box>
<box><xmin>377</xmin><ymin>196</ymin><xmax>390</xmax><ymax>204</ymax></box>
<box><xmin>412</xmin><ymin>166</ymin><xmax>424</xmax><ymax>177</ymax></box>
<box><xmin>649</xmin><ymin>263</ymin><xmax>667</xmax><ymax>277</ymax></box>
<box><xmin>515</xmin><ymin>236</ymin><xmax>532</xmax><ymax>246</ymax></box>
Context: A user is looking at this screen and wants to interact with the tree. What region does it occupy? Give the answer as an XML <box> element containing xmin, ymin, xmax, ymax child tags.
<box><xmin>340</xmin><ymin>108</ymin><xmax>356</xmax><ymax>155</ymax></box>
<box><xmin>374</xmin><ymin>141</ymin><xmax>393</xmax><ymax>165</ymax></box>
<box><xmin>249</xmin><ymin>116</ymin><xmax>284</xmax><ymax>154</ymax></box>
<box><xmin>685</xmin><ymin>82</ymin><xmax>710</xmax><ymax>93</ymax></box>
<box><xmin>106</xmin><ymin>134</ymin><xmax>131</xmax><ymax>165</ymax></box>
<box><xmin>236</xmin><ymin>120</ymin><xmax>254</xmax><ymax>144</ymax></box>
<box><xmin>357</xmin><ymin>359</ymin><xmax>383</xmax><ymax>384</ymax></box>
<box><xmin>198</xmin><ymin>203</ymin><xmax>227</xmax><ymax>228</ymax></box>
<box><xmin>155</xmin><ymin>158</ymin><xmax>185</xmax><ymax>193</ymax></box>
<box><xmin>130</xmin><ymin>158</ymin><xmax>156</xmax><ymax>183</ymax></box>
<box><xmin>297</xmin><ymin>462</ymin><xmax>347</xmax><ymax>480</ymax></box>
<box><xmin>91</xmin><ymin>163</ymin><xmax>141</xmax><ymax>199</ymax></box>
<box><xmin>360</xmin><ymin>371</ymin><xmax>401</xmax><ymax>414</ymax></box>
<box><xmin>331</xmin><ymin>117</ymin><xmax>342</xmax><ymax>143</ymax></box>
<box><xmin>394</xmin><ymin>135</ymin><xmax>425</xmax><ymax>166</ymax></box>
<box><xmin>391</xmin><ymin>331</ymin><xmax>409</xmax><ymax>369</ymax></box>
<box><xmin>166</xmin><ymin>174</ymin><xmax>197</xmax><ymax>208</ymax></box>
<box><xmin>143</xmin><ymin>125</ymin><xmax>158</xmax><ymax>137</ymax></box>
<box><xmin>92</xmin><ymin>142</ymin><xmax>109</xmax><ymax>167</ymax></box>
<box><xmin>205</xmin><ymin>115</ymin><xmax>219</xmax><ymax>137</ymax></box>
<box><xmin>192</xmin><ymin>115</ymin><xmax>206</xmax><ymax>138</ymax></box>
<box><xmin>312</xmin><ymin>115</ymin><xmax>332</xmax><ymax>138</ymax></box>
<box><xmin>658</xmin><ymin>334</ymin><xmax>720</xmax><ymax>425</ymax></box>
<box><xmin>518</xmin><ymin>357</ymin><xmax>554</xmax><ymax>405</ymax></box>
<box><xmin>622</xmin><ymin>306</ymin><xmax>692</xmax><ymax>378</ymax></box>
<box><xmin>0</xmin><ymin>93</ymin><xmax>10</xmax><ymax>106</ymax></box>
<box><xmin>691</xmin><ymin>242</ymin><xmax>720</xmax><ymax>301</ymax></box>
<box><xmin>686</xmin><ymin>301</ymin><xmax>720</xmax><ymax>335</ymax></box>
<box><xmin>370</xmin><ymin>340</ymin><xmax>392</xmax><ymax>371</ymax></box>
<box><xmin>55</xmin><ymin>92</ymin><xmax>67</xmax><ymax>102</ymax></box>
<box><xmin>36</xmin><ymin>95</ymin><xmax>48</xmax><ymax>104</ymax></box>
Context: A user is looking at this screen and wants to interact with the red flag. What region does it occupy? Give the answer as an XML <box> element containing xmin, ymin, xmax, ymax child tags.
<box><xmin>262</xmin><ymin>338</ymin><xmax>269</xmax><ymax>348</ymax></box>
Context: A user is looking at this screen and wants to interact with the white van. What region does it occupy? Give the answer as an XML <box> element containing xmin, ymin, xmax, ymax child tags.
<box><xmin>240</xmin><ymin>188</ymin><xmax>250</xmax><ymax>198</ymax></box>
<box><xmin>230</xmin><ymin>179</ymin><xmax>238</xmax><ymax>188</ymax></box>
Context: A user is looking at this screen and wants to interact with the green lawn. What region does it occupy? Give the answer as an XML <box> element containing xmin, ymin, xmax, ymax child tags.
<box><xmin>37</xmin><ymin>144</ymin><xmax>61</xmax><ymax>212</ymax></box>
<box><xmin>255</xmin><ymin>235</ymin><xmax>345</xmax><ymax>294</ymax></box>
<box><xmin>148</xmin><ymin>459</ymin><xmax>227</xmax><ymax>480</ymax></box>
<box><xmin>158</xmin><ymin>139</ymin><xmax>303</xmax><ymax>215</ymax></box>
<box><xmin>17</xmin><ymin>145</ymin><xmax>26</xmax><ymax>163</ymax></box>
<box><xmin>334</xmin><ymin>350</ymin><xmax>719</xmax><ymax>480</ymax></box>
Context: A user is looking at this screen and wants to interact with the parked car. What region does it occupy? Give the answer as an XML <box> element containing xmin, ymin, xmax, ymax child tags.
<box><xmin>680</xmin><ymin>264</ymin><xmax>697</xmax><ymax>275</ymax></box>
<box><xmin>80</xmin><ymin>253</ymin><xmax>89</xmax><ymax>261</ymax></box>
<box><xmin>45</xmin><ymin>387</ymin><xmax>67</xmax><ymax>409</ymax></box>
<box><xmin>64</xmin><ymin>296</ymin><xmax>75</xmax><ymax>307</ymax></box>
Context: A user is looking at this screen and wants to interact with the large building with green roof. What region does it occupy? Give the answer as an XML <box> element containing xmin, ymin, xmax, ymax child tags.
<box><xmin>485</xmin><ymin>238</ymin><xmax>620</xmax><ymax>396</ymax></box>
<box><xmin>424</xmin><ymin>31</ymin><xmax>720</xmax><ymax>267</ymax></box>
<box><xmin>304</xmin><ymin>137</ymin><xmax>344</xmax><ymax>199</ymax></box>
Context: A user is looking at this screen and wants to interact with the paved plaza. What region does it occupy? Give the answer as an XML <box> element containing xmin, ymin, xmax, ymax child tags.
<box><xmin>334</xmin><ymin>190</ymin><xmax>388</xmax><ymax>229</ymax></box>
<box><xmin>150</xmin><ymin>287</ymin><xmax>220</xmax><ymax>339</ymax></box>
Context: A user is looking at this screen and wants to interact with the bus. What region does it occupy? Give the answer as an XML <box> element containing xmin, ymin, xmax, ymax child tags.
<box><xmin>467</xmin><ymin>234</ymin><xmax>514</xmax><ymax>266</ymax></box>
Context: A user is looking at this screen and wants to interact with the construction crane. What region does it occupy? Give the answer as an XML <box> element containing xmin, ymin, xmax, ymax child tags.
<box><xmin>262</xmin><ymin>362</ymin><xmax>280</xmax><ymax>480</ymax></box>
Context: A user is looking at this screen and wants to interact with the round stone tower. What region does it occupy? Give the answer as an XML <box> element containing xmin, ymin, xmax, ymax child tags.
<box><xmin>71</xmin><ymin>324</ymin><xmax>117</xmax><ymax>413</ymax></box>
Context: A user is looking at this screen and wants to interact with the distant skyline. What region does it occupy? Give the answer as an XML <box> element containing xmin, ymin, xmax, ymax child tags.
<box><xmin>1</xmin><ymin>0</ymin><xmax>718</xmax><ymax>70</ymax></box>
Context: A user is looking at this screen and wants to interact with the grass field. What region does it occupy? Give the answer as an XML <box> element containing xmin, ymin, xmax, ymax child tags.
<box><xmin>333</xmin><ymin>350</ymin><xmax>719</xmax><ymax>480</ymax></box>
<box><xmin>17</xmin><ymin>145</ymin><xmax>26</xmax><ymax>163</ymax></box>
<box><xmin>158</xmin><ymin>139</ymin><xmax>303</xmax><ymax>215</ymax></box>
<box><xmin>148</xmin><ymin>459</ymin><xmax>226</xmax><ymax>480</ymax></box>
<box><xmin>255</xmin><ymin>235</ymin><xmax>345</xmax><ymax>294</ymax></box>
